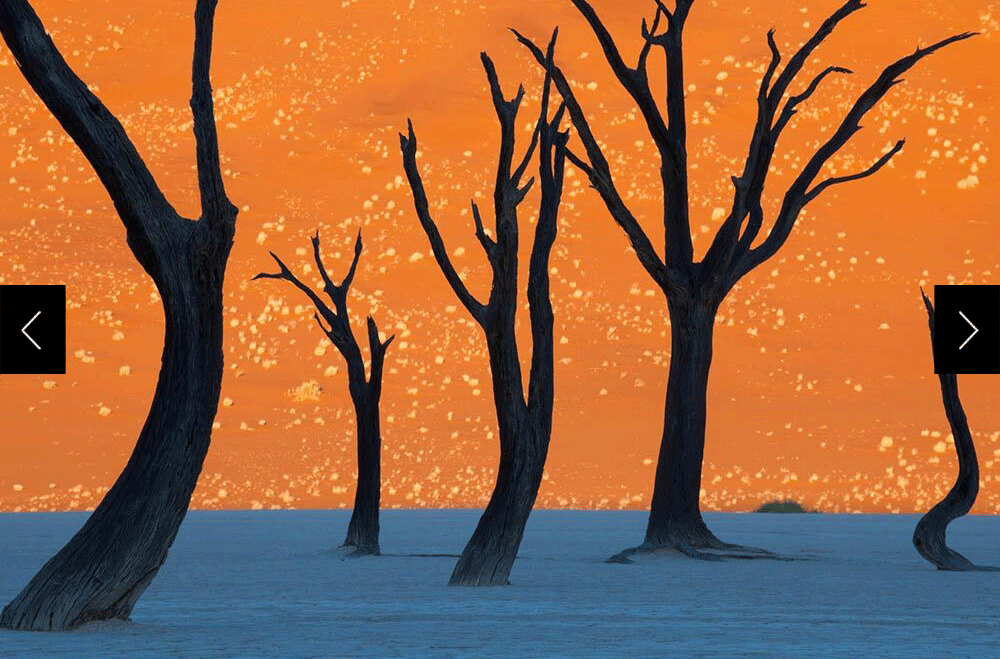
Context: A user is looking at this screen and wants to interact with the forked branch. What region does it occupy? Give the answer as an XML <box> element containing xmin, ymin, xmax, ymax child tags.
<box><xmin>513</xmin><ymin>28</ymin><xmax>675</xmax><ymax>293</ymax></box>
<box><xmin>254</xmin><ymin>231</ymin><xmax>391</xmax><ymax>384</ymax></box>
<box><xmin>566</xmin><ymin>0</ymin><xmax>693</xmax><ymax>268</ymax></box>
<box><xmin>734</xmin><ymin>30</ymin><xmax>975</xmax><ymax>279</ymax></box>
<box><xmin>401</xmin><ymin>33</ymin><xmax>569</xmax><ymax>326</ymax></box>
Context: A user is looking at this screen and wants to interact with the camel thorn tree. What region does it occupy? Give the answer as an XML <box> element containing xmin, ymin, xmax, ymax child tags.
<box><xmin>913</xmin><ymin>290</ymin><xmax>998</xmax><ymax>572</ymax></box>
<box><xmin>0</xmin><ymin>0</ymin><xmax>238</xmax><ymax>630</ymax></box>
<box><xmin>254</xmin><ymin>230</ymin><xmax>394</xmax><ymax>556</ymax></box>
<box><xmin>399</xmin><ymin>31</ymin><xmax>569</xmax><ymax>586</ymax></box>
<box><xmin>515</xmin><ymin>0</ymin><xmax>974</xmax><ymax>560</ymax></box>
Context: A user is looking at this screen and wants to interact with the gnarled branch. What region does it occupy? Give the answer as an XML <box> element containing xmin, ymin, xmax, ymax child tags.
<box><xmin>730</xmin><ymin>29</ymin><xmax>975</xmax><ymax>282</ymax></box>
<box><xmin>0</xmin><ymin>0</ymin><xmax>182</xmax><ymax>268</ymax></box>
<box><xmin>254</xmin><ymin>231</ymin><xmax>385</xmax><ymax>382</ymax></box>
<box><xmin>703</xmin><ymin>0</ymin><xmax>866</xmax><ymax>278</ymax></box>
<box><xmin>567</xmin><ymin>0</ymin><xmax>693</xmax><ymax>268</ymax></box>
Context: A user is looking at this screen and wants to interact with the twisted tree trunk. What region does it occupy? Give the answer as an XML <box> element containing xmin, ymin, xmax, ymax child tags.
<box><xmin>2</xmin><ymin>231</ymin><xmax>231</xmax><ymax>630</ymax></box>
<box><xmin>0</xmin><ymin>0</ymin><xmax>236</xmax><ymax>630</ymax></box>
<box><xmin>912</xmin><ymin>290</ymin><xmax>994</xmax><ymax>571</ymax></box>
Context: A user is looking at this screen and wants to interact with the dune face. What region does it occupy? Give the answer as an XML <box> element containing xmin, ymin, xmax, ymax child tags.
<box><xmin>0</xmin><ymin>0</ymin><xmax>995</xmax><ymax>515</ymax></box>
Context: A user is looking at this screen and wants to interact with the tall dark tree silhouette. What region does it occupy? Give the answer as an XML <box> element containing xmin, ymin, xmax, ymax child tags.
<box><xmin>516</xmin><ymin>0</ymin><xmax>974</xmax><ymax>559</ymax></box>
<box><xmin>0</xmin><ymin>0</ymin><xmax>237</xmax><ymax>630</ymax></box>
<box><xmin>912</xmin><ymin>290</ymin><xmax>996</xmax><ymax>572</ymax></box>
<box><xmin>399</xmin><ymin>35</ymin><xmax>568</xmax><ymax>585</ymax></box>
<box><xmin>254</xmin><ymin>231</ymin><xmax>394</xmax><ymax>555</ymax></box>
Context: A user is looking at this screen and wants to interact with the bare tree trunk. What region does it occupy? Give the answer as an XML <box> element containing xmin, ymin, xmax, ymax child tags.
<box><xmin>343</xmin><ymin>391</ymin><xmax>382</xmax><ymax>554</ymax></box>
<box><xmin>608</xmin><ymin>294</ymin><xmax>771</xmax><ymax>561</ymax></box>
<box><xmin>912</xmin><ymin>291</ymin><xmax>995</xmax><ymax>571</ymax></box>
<box><xmin>255</xmin><ymin>234</ymin><xmax>393</xmax><ymax>557</ymax></box>
<box><xmin>0</xmin><ymin>0</ymin><xmax>236</xmax><ymax>630</ymax></box>
<box><xmin>401</xmin><ymin>39</ymin><xmax>567</xmax><ymax>585</ymax></box>
<box><xmin>644</xmin><ymin>297</ymin><xmax>719</xmax><ymax>550</ymax></box>
<box><xmin>448</xmin><ymin>332</ymin><xmax>549</xmax><ymax>586</ymax></box>
<box><xmin>2</xmin><ymin>238</ymin><xmax>230</xmax><ymax>630</ymax></box>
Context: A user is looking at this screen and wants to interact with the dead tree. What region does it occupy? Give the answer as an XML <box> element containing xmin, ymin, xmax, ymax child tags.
<box><xmin>399</xmin><ymin>35</ymin><xmax>568</xmax><ymax>586</ymax></box>
<box><xmin>254</xmin><ymin>231</ymin><xmax>393</xmax><ymax>555</ymax></box>
<box><xmin>0</xmin><ymin>0</ymin><xmax>237</xmax><ymax>630</ymax></box>
<box><xmin>516</xmin><ymin>0</ymin><xmax>973</xmax><ymax>560</ymax></box>
<box><xmin>913</xmin><ymin>291</ymin><xmax>996</xmax><ymax>571</ymax></box>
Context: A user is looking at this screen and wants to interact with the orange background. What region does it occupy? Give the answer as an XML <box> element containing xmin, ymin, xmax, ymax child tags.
<box><xmin>0</xmin><ymin>0</ymin><xmax>997</xmax><ymax>514</ymax></box>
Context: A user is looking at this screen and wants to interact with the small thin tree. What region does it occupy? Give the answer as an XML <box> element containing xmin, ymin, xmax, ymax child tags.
<box><xmin>254</xmin><ymin>231</ymin><xmax>394</xmax><ymax>555</ymax></box>
<box><xmin>516</xmin><ymin>0</ymin><xmax>973</xmax><ymax>560</ymax></box>
<box><xmin>399</xmin><ymin>35</ymin><xmax>569</xmax><ymax>585</ymax></box>
<box><xmin>913</xmin><ymin>290</ymin><xmax>996</xmax><ymax>572</ymax></box>
<box><xmin>0</xmin><ymin>0</ymin><xmax>237</xmax><ymax>630</ymax></box>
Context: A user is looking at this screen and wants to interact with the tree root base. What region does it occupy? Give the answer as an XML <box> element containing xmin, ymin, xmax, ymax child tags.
<box><xmin>336</xmin><ymin>543</ymin><xmax>380</xmax><ymax>558</ymax></box>
<box><xmin>607</xmin><ymin>540</ymin><xmax>790</xmax><ymax>564</ymax></box>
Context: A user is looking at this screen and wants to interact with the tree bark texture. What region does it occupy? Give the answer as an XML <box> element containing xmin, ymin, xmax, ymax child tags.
<box><xmin>644</xmin><ymin>296</ymin><xmax>720</xmax><ymax>550</ymax></box>
<box><xmin>0</xmin><ymin>0</ymin><xmax>237</xmax><ymax>630</ymax></box>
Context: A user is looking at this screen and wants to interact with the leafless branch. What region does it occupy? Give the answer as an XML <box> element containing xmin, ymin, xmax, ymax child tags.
<box><xmin>805</xmin><ymin>139</ymin><xmax>906</xmax><ymax>203</ymax></box>
<box><xmin>513</xmin><ymin>27</ymin><xmax>675</xmax><ymax>292</ymax></box>
<box><xmin>399</xmin><ymin>120</ymin><xmax>488</xmax><ymax>325</ymax></box>
<box><xmin>191</xmin><ymin>0</ymin><xmax>235</xmax><ymax>228</ymax></box>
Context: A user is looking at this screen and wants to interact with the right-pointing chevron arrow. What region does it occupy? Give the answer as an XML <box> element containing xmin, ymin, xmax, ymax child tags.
<box><xmin>959</xmin><ymin>310</ymin><xmax>978</xmax><ymax>351</ymax></box>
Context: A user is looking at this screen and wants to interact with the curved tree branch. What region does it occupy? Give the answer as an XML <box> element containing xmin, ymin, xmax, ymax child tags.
<box><xmin>399</xmin><ymin>120</ymin><xmax>488</xmax><ymax>325</ymax></box>
<box><xmin>772</xmin><ymin>66</ymin><xmax>854</xmax><ymax>140</ymax></box>
<box><xmin>804</xmin><ymin>139</ymin><xmax>905</xmax><ymax>203</ymax></box>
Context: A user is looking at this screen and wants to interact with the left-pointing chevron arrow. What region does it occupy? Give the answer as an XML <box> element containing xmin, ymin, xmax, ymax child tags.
<box><xmin>22</xmin><ymin>310</ymin><xmax>41</xmax><ymax>350</ymax></box>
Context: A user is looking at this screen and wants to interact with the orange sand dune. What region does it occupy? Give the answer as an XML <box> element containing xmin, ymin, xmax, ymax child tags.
<box><xmin>0</xmin><ymin>0</ymin><xmax>997</xmax><ymax>514</ymax></box>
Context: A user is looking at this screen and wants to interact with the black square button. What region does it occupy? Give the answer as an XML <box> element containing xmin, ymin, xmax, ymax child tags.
<box><xmin>0</xmin><ymin>285</ymin><xmax>66</xmax><ymax>375</ymax></box>
<box><xmin>931</xmin><ymin>285</ymin><xmax>1000</xmax><ymax>375</ymax></box>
